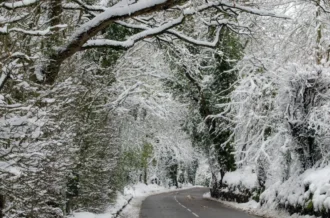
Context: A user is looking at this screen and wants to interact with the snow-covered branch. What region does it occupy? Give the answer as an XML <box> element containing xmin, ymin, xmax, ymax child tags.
<box><xmin>59</xmin><ymin>0</ymin><xmax>178</xmax><ymax>53</ymax></box>
<box><xmin>82</xmin><ymin>15</ymin><xmax>184</xmax><ymax>49</ymax></box>
<box><xmin>182</xmin><ymin>0</ymin><xmax>289</xmax><ymax>19</ymax></box>
<box><xmin>167</xmin><ymin>27</ymin><xmax>222</xmax><ymax>48</ymax></box>
<box><xmin>0</xmin><ymin>0</ymin><xmax>39</xmax><ymax>9</ymax></box>
<box><xmin>116</xmin><ymin>18</ymin><xmax>223</xmax><ymax>48</ymax></box>
<box><xmin>0</xmin><ymin>24</ymin><xmax>68</xmax><ymax>36</ymax></box>
<box><xmin>63</xmin><ymin>0</ymin><xmax>105</xmax><ymax>12</ymax></box>
<box><xmin>0</xmin><ymin>14</ymin><xmax>29</xmax><ymax>25</ymax></box>
<box><xmin>217</xmin><ymin>1</ymin><xmax>289</xmax><ymax>19</ymax></box>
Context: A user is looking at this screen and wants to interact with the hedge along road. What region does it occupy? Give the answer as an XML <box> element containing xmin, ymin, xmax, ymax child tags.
<box><xmin>140</xmin><ymin>187</ymin><xmax>257</xmax><ymax>218</ymax></box>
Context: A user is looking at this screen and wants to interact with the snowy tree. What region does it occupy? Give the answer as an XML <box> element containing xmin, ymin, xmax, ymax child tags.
<box><xmin>214</xmin><ymin>0</ymin><xmax>330</xmax><ymax>198</ymax></box>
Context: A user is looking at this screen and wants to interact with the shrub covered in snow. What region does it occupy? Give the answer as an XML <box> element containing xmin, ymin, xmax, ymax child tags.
<box><xmin>223</xmin><ymin>166</ymin><xmax>259</xmax><ymax>190</ymax></box>
<box><xmin>212</xmin><ymin>166</ymin><xmax>260</xmax><ymax>203</ymax></box>
<box><xmin>261</xmin><ymin>166</ymin><xmax>330</xmax><ymax>216</ymax></box>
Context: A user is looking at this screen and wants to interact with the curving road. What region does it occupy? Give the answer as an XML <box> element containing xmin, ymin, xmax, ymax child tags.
<box><xmin>140</xmin><ymin>187</ymin><xmax>257</xmax><ymax>218</ymax></box>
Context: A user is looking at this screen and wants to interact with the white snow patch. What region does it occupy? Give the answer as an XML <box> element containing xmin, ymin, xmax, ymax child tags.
<box><xmin>1</xmin><ymin>0</ymin><xmax>38</xmax><ymax>9</ymax></box>
<box><xmin>203</xmin><ymin>192</ymin><xmax>211</xmax><ymax>198</ymax></box>
<box><xmin>0</xmin><ymin>161</ymin><xmax>21</xmax><ymax>177</ymax></box>
<box><xmin>223</xmin><ymin>166</ymin><xmax>258</xmax><ymax>190</ymax></box>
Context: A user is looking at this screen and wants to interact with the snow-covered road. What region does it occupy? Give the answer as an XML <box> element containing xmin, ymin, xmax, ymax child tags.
<box><xmin>140</xmin><ymin>187</ymin><xmax>257</xmax><ymax>218</ymax></box>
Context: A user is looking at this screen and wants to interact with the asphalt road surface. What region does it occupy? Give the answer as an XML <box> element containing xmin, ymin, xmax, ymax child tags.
<box><xmin>140</xmin><ymin>187</ymin><xmax>257</xmax><ymax>218</ymax></box>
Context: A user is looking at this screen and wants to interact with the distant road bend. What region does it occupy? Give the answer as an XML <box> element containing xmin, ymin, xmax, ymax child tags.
<box><xmin>140</xmin><ymin>187</ymin><xmax>257</xmax><ymax>218</ymax></box>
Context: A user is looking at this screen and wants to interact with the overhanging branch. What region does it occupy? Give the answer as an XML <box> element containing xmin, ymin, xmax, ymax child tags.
<box><xmin>33</xmin><ymin>0</ymin><xmax>288</xmax><ymax>84</ymax></box>
<box><xmin>82</xmin><ymin>15</ymin><xmax>184</xmax><ymax>50</ymax></box>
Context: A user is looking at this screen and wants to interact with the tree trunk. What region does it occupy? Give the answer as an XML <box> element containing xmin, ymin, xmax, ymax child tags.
<box><xmin>144</xmin><ymin>166</ymin><xmax>148</xmax><ymax>185</ymax></box>
<box><xmin>316</xmin><ymin>0</ymin><xmax>322</xmax><ymax>64</ymax></box>
<box><xmin>0</xmin><ymin>194</ymin><xmax>4</xmax><ymax>218</ymax></box>
<box><xmin>219</xmin><ymin>169</ymin><xmax>225</xmax><ymax>187</ymax></box>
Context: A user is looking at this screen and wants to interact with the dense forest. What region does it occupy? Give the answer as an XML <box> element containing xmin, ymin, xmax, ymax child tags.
<box><xmin>1</xmin><ymin>0</ymin><xmax>330</xmax><ymax>217</ymax></box>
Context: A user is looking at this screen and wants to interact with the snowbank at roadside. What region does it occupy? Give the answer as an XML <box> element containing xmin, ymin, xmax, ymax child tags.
<box><xmin>203</xmin><ymin>192</ymin><xmax>317</xmax><ymax>218</ymax></box>
<box><xmin>206</xmin><ymin>164</ymin><xmax>330</xmax><ymax>217</ymax></box>
<box><xmin>260</xmin><ymin>165</ymin><xmax>330</xmax><ymax>213</ymax></box>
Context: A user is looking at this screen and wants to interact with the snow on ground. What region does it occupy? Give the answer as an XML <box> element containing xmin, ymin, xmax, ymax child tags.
<box><xmin>203</xmin><ymin>192</ymin><xmax>318</xmax><ymax>218</ymax></box>
<box><xmin>69</xmin><ymin>183</ymin><xmax>196</xmax><ymax>218</ymax></box>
